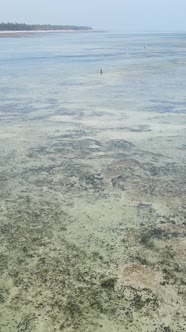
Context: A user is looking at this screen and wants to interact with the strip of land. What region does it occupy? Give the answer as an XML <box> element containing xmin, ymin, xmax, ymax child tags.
<box><xmin>0</xmin><ymin>30</ymin><xmax>94</xmax><ymax>38</ymax></box>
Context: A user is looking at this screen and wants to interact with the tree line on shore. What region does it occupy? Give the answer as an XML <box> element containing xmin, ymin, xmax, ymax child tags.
<box><xmin>0</xmin><ymin>23</ymin><xmax>93</xmax><ymax>31</ymax></box>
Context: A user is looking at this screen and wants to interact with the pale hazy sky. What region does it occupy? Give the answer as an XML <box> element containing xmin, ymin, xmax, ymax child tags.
<box><xmin>1</xmin><ymin>0</ymin><xmax>186</xmax><ymax>32</ymax></box>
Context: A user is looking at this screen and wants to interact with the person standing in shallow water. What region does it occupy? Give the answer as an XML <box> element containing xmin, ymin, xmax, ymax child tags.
<box><xmin>100</xmin><ymin>69</ymin><xmax>103</xmax><ymax>74</ymax></box>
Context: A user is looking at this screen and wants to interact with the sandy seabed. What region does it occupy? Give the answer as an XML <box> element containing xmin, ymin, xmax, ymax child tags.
<box><xmin>0</xmin><ymin>36</ymin><xmax>186</xmax><ymax>332</ymax></box>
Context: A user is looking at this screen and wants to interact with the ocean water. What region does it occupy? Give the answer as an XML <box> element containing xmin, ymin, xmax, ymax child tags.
<box><xmin>0</xmin><ymin>32</ymin><xmax>186</xmax><ymax>332</ymax></box>
<box><xmin>1</xmin><ymin>32</ymin><xmax>186</xmax><ymax>115</ymax></box>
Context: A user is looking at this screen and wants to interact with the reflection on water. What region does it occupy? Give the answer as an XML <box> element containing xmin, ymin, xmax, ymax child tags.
<box><xmin>0</xmin><ymin>32</ymin><xmax>186</xmax><ymax>332</ymax></box>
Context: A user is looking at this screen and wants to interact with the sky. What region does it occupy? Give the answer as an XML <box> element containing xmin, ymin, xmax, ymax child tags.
<box><xmin>1</xmin><ymin>0</ymin><xmax>186</xmax><ymax>32</ymax></box>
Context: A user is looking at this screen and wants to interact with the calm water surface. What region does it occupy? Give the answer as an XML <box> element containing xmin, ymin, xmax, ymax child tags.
<box><xmin>0</xmin><ymin>32</ymin><xmax>186</xmax><ymax>114</ymax></box>
<box><xmin>0</xmin><ymin>32</ymin><xmax>186</xmax><ymax>332</ymax></box>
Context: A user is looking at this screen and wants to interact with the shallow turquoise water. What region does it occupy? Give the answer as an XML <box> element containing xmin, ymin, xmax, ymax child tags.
<box><xmin>0</xmin><ymin>32</ymin><xmax>186</xmax><ymax>117</ymax></box>
<box><xmin>0</xmin><ymin>32</ymin><xmax>186</xmax><ymax>332</ymax></box>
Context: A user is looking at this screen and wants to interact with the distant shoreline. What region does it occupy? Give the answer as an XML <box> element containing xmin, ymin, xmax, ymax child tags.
<box><xmin>0</xmin><ymin>30</ymin><xmax>97</xmax><ymax>38</ymax></box>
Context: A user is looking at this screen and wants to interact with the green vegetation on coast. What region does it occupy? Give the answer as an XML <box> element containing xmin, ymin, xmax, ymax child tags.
<box><xmin>0</xmin><ymin>22</ymin><xmax>93</xmax><ymax>31</ymax></box>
